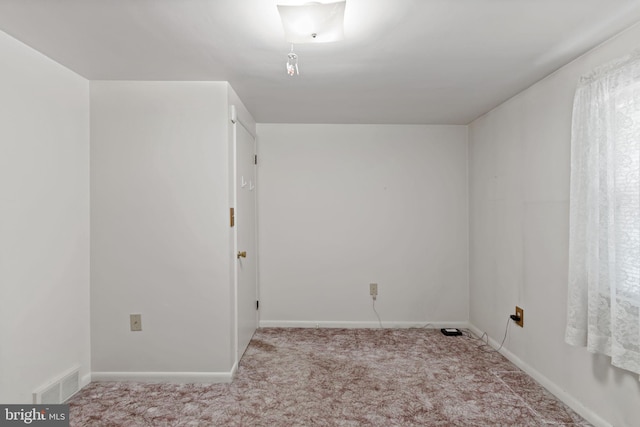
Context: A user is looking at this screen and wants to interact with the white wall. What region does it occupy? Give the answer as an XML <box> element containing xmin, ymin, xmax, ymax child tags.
<box><xmin>90</xmin><ymin>81</ymin><xmax>234</xmax><ymax>378</ymax></box>
<box><xmin>468</xmin><ymin>22</ymin><xmax>640</xmax><ymax>427</ymax></box>
<box><xmin>257</xmin><ymin>124</ymin><xmax>468</xmax><ymax>327</ymax></box>
<box><xmin>0</xmin><ymin>30</ymin><xmax>90</xmax><ymax>402</ymax></box>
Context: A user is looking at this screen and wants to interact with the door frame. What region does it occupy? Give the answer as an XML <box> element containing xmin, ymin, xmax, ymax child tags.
<box><xmin>231</xmin><ymin>107</ymin><xmax>259</xmax><ymax>366</ymax></box>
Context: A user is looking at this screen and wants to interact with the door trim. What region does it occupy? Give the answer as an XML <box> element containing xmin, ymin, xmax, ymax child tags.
<box><xmin>231</xmin><ymin>110</ymin><xmax>258</xmax><ymax>367</ymax></box>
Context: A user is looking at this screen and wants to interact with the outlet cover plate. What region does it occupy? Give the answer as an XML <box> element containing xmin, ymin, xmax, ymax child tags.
<box><xmin>130</xmin><ymin>314</ymin><xmax>142</xmax><ymax>331</ymax></box>
<box><xmin>370</xmin><ymin>283</ymin><xmax>378</xmax><ymax>297</ymax></box>
<box><xmin>515</xmin><ymin>306</ymin><xmax>524</xmax><ymax>327</ymax></box>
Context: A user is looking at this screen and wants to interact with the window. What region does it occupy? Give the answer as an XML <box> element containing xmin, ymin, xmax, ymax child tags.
<box><xmin>566</xmin><ymin>51</ymin><xmax>640</xmax><ymax>376</ymax></box>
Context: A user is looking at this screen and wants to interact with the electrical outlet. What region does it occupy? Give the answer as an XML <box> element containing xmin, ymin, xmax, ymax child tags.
<box><xmin>370</xmin><ymin>283</ymin><xmax>378</xmax><ymax>299</ymax></box>
<box><xmin>130</xmin><ymin>314</ymin><xmax>142</xmax><ymax>331</ymax></box>
<box><xmin>515</xmin><ymin>306</ymin><xmax>524</xmax><ymax>327</ymax></box>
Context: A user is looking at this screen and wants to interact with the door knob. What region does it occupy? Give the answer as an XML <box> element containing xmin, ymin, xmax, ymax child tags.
<box><xmin>237</xmin><ymin>251</ymin><xmax>247</xmax><ymax>259</ymax></box>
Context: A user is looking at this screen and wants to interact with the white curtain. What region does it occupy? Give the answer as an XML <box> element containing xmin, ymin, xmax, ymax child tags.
<box><xmin>566</xmin><ymin>51</ymin><xmax>640</xmax><ymax>376</ymax></box>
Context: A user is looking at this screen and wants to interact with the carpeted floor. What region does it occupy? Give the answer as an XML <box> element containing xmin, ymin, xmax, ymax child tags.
<box><xmin>68</xmin><ymin>328</ymin><xmax>591</xmax><ymax>426</ymax></box>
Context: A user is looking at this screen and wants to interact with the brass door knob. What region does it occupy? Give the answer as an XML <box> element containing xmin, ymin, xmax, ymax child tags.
<box><xmin>237</xmin><ymin>251</ymin><xmax>247</xmax><ymax>259</ymax></box>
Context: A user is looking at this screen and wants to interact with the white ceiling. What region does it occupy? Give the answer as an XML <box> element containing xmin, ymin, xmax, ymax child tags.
<box><xmin>1</xmin><ymin>0</ymin><xmax>639</xmax><ymax>124</ymax></box>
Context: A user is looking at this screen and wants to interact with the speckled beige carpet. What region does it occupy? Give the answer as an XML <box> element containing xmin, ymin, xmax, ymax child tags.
<box><xmin>68</xmin><ymin>328</ymin><xmax>590</xmax><ymax>426</ymax></box>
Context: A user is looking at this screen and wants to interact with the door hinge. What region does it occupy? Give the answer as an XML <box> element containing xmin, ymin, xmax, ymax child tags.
<box><xmin>256</xmin><ymin>300</ymin><xmax>259</xmax><ymax>310</ymax></box>
<box><xmin>230</xmin><ymin>207</ymin><xmax>235</xmax><ymax>227</ymax></box>
<box><xmin>254</xmin><ymin>154</ymin><xmax>257</xmax><ymax>165</ymax></box>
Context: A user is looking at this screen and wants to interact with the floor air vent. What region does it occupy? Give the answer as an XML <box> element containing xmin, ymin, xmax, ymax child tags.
<box><xmin>33</xmin><ymin>367</ymin><xmax>80</xmax><ymax>404</ymax></box>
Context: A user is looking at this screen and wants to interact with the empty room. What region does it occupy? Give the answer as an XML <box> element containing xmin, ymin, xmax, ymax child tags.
<box><xmin>1</xmin><ymin>0</ymin><xmax>640</xmax><ymax>426</ymax></box>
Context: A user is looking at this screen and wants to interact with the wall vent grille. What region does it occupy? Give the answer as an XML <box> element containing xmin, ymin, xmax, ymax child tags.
<box><xmin>33</xmin><ymin>366</ymin><xmax>80</xmax><ymax>404</ymax></box>
<box><xmin>60</xmin><ymin>370</ymin><xmax>80</xmax><ymax>401</ymax></box>
<box><xmin>38</xmin><ymin>382</ymin><xmax>60</xmax><ymax>404</ymax></box>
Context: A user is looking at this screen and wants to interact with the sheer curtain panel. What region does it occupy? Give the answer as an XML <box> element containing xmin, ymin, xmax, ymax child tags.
<box><xmin>566</xmin><ymin>51</ymin><xmax>640</xmax><ymax>375</ymax></box>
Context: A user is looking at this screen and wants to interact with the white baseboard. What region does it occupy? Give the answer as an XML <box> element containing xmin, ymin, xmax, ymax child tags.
<box><xmin>259</xmin><ymin>320</ymin><xmax>470</xmax><ymax>329</ymax></box>
<box><xmin>467</xmin><ymin>323</ymin><xmax>611</xmax><ymax>427</ymax></box>
<box><xmin>229</xmin><ymin>361</ymin><xmax>238</xmax><ymax>380</ymax></box>
<box><xmin>80</xmin><ymin>373</ymin><xmax>92</xmax><ymax>389</ymax></box>
<box><xmin>91</xmin><ymin>371</ymin><xmax>234</xmax><ymax>384</ymax></box>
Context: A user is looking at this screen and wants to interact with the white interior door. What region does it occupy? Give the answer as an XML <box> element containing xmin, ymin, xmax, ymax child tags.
<box><xmin>235</xmin><ymin>121</ymin><xmax>258</xmax><ymax>361</ymax></box>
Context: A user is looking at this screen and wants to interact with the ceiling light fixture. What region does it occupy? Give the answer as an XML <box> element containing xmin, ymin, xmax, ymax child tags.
<box><xmin>277</xmin><ymin>1</ymin><xmax>346</xmax><ymax>44</ymax></box>
<box><xmin>286</xmin><ymin>44</ymin><xmax>299</xmax><ymax>76</ymax></box>
<box><xmin>277</xmin><ymin>1</ymin><xmax>346</xmax><ymax>76</ymax></box>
